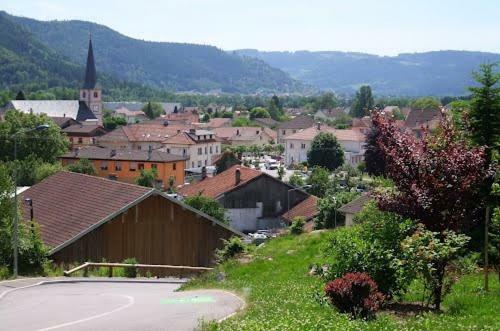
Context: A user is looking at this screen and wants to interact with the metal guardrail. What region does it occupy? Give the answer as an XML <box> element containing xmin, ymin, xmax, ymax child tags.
<box><xmin>63</xmin><ymin>262</ymin><xmax>213</xmax><ymax>277</ymax></box>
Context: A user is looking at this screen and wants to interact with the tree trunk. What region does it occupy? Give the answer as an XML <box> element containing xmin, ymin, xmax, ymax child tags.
<box><xmin>432</xmin><ymin>264</ymin><xmax>446</xmax><ymax>310</ymax></box>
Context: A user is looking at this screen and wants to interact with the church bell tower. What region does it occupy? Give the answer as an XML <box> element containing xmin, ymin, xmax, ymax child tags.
<box><xmin>80</xmin><ymin>37</ymin><xmax>103</xmax><ymax>125</ymax></box>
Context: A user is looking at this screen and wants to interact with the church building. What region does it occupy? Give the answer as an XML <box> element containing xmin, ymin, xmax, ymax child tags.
<box><xmin>1</xmin><ymin>38</ymin><xmax>103</xmax><ymax>126</ymax></box>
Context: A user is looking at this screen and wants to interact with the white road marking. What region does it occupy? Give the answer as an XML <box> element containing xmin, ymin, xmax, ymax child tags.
<box><xmin>36</xmin><ymin>294</ymin><xmax>135</xmax><ymax>331</ymax></box>
<box><xmin>0</xmin><ymin>281</ymin><xmax>46</xmax><ymax>301</ymax></box>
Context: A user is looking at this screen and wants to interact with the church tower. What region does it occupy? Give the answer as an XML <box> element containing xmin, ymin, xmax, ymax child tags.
<box><xmin>80</xmin><ymin>37</ymin><xmax>103</xmax><ymax>125</ymax></box>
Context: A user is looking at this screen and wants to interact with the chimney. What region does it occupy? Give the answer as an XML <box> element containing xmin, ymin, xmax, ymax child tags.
<box><xmin>235</xmin><ymin>168</ymin><xmax>241</xmax><ymax>185</ymax></box>
<box><xmin>147</xmin><ymin>145</ymin><xmax>152</xmax><ymax>160</ymax></box>
<box><xmin>317</xmin><ymin>122</ymin><xmax>321</xmax><ymax>130</ymax></box>
<box><xmin>110</xmin><ymin>149</ymin><xmax>116</xmax><ymax>157</ymax></box>
<box><xmin>201</xmin><ymin>166</ymin><xmax>207</xmax><ymax>180</ymax></box>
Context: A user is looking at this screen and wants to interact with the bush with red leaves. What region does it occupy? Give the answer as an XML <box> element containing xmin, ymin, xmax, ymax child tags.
<box><xmin>324</xmin><ymin>272</ymin><xmax>385</xmax><ymax>319</ymax></box>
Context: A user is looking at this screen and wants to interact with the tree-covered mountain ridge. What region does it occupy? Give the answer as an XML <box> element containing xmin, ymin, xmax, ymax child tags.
<box><xmin>235</xmin><ymin>49</ymin><xmax>500</xmax><ymax>96</ymax></box>
<box><xmin>4</xmin><ymin>12</ymin><xmax>305</xmax><ymax>94</ymax></box>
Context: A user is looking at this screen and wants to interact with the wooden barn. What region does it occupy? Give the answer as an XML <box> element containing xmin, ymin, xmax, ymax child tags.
<box><xmin>20</xmin><ymin>171</ymin><xmax>242</xmax><ymax>269</ymax></box>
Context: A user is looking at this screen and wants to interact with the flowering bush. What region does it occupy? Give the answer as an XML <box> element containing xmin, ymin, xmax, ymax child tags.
<box><xmin>324</xmin><ymin>272</ymin><xmax>384</xmax><ymax>320</ymax></box>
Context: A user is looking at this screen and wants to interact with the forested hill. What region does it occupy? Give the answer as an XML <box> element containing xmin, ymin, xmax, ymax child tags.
<box><xmin>236</xmin><ymin>49</ymin><xmax>500</xmax><ymax>96</ymax></box>
<box><xmin>0</xmin><ymin>12</ymin><xmax>83</xmax><ymax>91</ymax></box>
<box><xmin>6</xmin><ymin>12</ymin><xmax>305</xmax><ymax>94</ymax></box>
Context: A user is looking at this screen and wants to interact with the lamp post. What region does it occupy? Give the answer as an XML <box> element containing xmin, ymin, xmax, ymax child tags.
<box><xmin>287</xmin><ymin>185</ymin><xmax>312</xmax><ymax>212</ymax></box>
<box><xmin>11</xmin><ymin>124</ymin><xmax>49</xmax><ymax>278</ymax></box>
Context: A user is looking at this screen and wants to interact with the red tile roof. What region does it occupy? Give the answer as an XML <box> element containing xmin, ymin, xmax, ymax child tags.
<box><xmin>61</xmin><ymin>146</ymin><xmax>187</xmax><ymax>162</ymax></box>
<box><xmin>178</xmin><ymin>165</ymin><xmax>262</xmax><ymax>199</ymax></box>
<box><xmin>281</xmin><ymin>195</ymin><xmax>318</xmax><ymax>222</ymax></box>
<box><xmin>285</xmin><ymin>125</ymin><xmax>365</xmax><ymax>142</ymax></box>
<box><xmin>20</xmin><ymin>171</ymin><xmax>153</xmax><ymax>251</ymax></box>
<box><xmin>98</xmin><ymin>124</ymin><xmax>192</xmax><ymax>143</ymax></box>
<box><xmin>405</xmin><ymin>108</ymin><xmax>442</xmax><ymax>130</ymax></box>
<box><xmin>278</xmin><ymin>115</ymin><xmax>315</xmax><ymax>130</ymax></box>
<box><xmin>213</xmin><ymin>127</ymin><xmax>277</xmax><ymax>142</ymax></box>
<box><xmin>62</xmin><ymin>124</ymin><xmax>106</xmax><ymax>136</ymax></box>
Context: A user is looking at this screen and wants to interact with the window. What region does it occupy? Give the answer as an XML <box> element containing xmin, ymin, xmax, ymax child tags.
<box><xmin>293</xmin><ymin>130</ymin><xmax>297</xmax><ymax>134</ymax></box>
<box><xmin>301</xmin><ymin>143</ymin><xmax>306</xmax><ymax>149</ymax></box>
<box><xmin>138</xmin><ymin>163</ymin><xmax>145</xmax><ymax>170</ymax></box>
<box><xmin>69</xmin><ymin>137</ymin><xmax>74</xmax><ymax>143</ymax></box>
<box><xmin>282</xmin><ymin>130</ymin><xmax>286</xmax><ymax>135</ymax></box>
<box><xmin>210</xmin><ymin>146</ymin><xmax>213</xmax><ymax>154</ymax></box>
<box><xmin>198</xmin><ymin>147</ymin><xmax>202</xmax><ymax>155</ymax></box>
<box><xmin>204</xmin><ymin>147</ymin><xmax>207</xmax><ymax>154</ymax></box>
<box><xmin>115</xmin><ymin>162</ymin><xmax>122</xmax><ymax>171</ymax></box>
<box><xmin>100</xmin><ymin>161</ymin><xmax>108</xmax><ymax>170</ymax></box>
<box><xmin>191</xmin><ymin>161</ymin><xmax>194</xmax><ymax>168</ymax></box>
<box><xmin>94</xmin><ymin>91</ymin><xmax>98</xmax><ymax>98</ymax></box>
<box><xmin>216</xmin><ymin>146</ymin><xmax>219</xmax><ymax>153</ymax></box>
<box><xmin>82</xmin><ymin>92</ymin><xmax>86</xmax><ymax>98</ymax></box>
<box><xmin>172</xmin><ymin>163</ymin><xmax>176</xmax><ymax>170</ymax></box>
<box><xmin>197</xmin><ymin>161</ymin><xmax>202</xmax><ymax>167</ymax></box>
<box><xmin>137</xmin><ymin>146</ymin><xmax>142</xmax><ymax>150</ymax></box>
<box><xmin>130</xmin><ymin>162</ymin><xmax>137</xmax><ymax>171</ymax></box>
<box><xmin>166</xmin><ymin>148</ymin><xmax>170</xmax><ymax>154</ymax></box>
<box><xmin>151</xmin><ymin>163</ymin><xmax>157</xmax><ymax>169</ymax></box>
<box><xmin>78</xmin><ymin>137</ymin><xmax>83</xmax><ymax>144</ymax></box>
<box><xmin>290</xmin><ymin>143</ymin><xmax>294</xmax><ymax>149</ymax></box>
<box><xmin>205</xmin><ymin>160</ymin><xmax>207</xmax><ymax>166</ymax></box>
<box><xmin>183</xmin><ymin>149</ymin><xmax>186</xmax><ymax>156</ymax></box>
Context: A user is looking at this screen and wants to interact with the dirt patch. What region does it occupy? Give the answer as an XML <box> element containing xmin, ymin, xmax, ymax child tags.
<box><xmin>383</xmin><ymin>302</ymin><xmax>438</xmax><ymax>318</ymax></box>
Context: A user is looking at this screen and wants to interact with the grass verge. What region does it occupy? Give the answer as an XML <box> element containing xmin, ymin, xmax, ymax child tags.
<box><xmin>182</xmin><ymin>231</ymin><xmax>500</xmax><ymax>330</ymax></box>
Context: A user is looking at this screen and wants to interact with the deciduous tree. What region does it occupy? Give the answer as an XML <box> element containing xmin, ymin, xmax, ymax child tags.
<box><xmin>307</xmin><ymin>132</ymin><xmax>344</xmax><ymax>171</ymax></box>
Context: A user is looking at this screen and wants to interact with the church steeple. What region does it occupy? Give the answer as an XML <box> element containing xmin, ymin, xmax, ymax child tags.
<box><xmin>80</xmin><ymin>35</ymin><xmax>102</xmax><ymax>125</ymax></box>
<box><xmin>83</xmin><ymin>36</ymin><xmax>97</xmax><ymax>89</ymax></box>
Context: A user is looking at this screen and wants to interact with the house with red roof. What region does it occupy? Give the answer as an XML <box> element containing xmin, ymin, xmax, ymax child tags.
<box><xmin>160</xmin><ymin>129</ymin><xmax>222</xmax><ymax>169</ymax></box>
<box><xmin>178</xmin><ymin>165</ymin><xmax>315</xmax><ymax>232</ymax></box>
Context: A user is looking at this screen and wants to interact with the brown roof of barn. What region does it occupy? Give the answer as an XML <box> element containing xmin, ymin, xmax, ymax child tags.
<box><xmin>278</xmin><ymin>115</ymin><xmax>315</xmax><ymax>130</ymax></box>
<box><xmin>338</xmin><ymin>194</ymin><xmax>372</xmax><ymax>215</ymax></box>
<box><xmin>21</xmin><ymin>171</ymin><xmax>153</xmax><ymax>251</ymax></box>
<box><xmin>21</xmin><ymin>171</ymin><xmax>242</xmax><ymax>254</ymax></box>
<box><xmin>281</xmin><ymin>195</ymin><xmax>319</xmax><ymax>222</ymax></box>
<box><xmin>178</xmin><ymin>165</ymin><xmax>262</xmax><ymax>199</ymax></box>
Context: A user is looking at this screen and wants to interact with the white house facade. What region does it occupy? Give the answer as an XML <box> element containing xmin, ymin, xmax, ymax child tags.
<box><xmin>284</xmin><ymin>125</ymin><xmax>366</xmax><ymax>167</ymax></box>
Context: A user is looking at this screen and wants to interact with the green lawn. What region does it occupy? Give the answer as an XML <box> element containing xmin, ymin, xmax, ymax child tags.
<box><xmin>182</xmin><ymin>231</ymin><xmax>500</xmax><ymax>330</ymax></box>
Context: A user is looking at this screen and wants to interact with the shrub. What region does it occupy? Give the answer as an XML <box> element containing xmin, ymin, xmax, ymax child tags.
<box><xmin>399</xmin><ymin>225</ymin><xmax>470</xmax><ymax>309</ymax></box>
<box><xmin>314</xmin><ymin>191</ymin><xmax>358</xmax><ymax>229</ymax></box>
<box><xmin>184</xmin><ymin>195</ymin><xmax>229</xmax><ymax>224</ymax></box>
<box><xmin>324</xmin><ymin>272</ymin><xmax>384</xmax><ymax>320</ymax></box>
<box><xmin>216</xmin><ymin>237</ymin><xmax>246</xmax><ymax>263</ymax></box>
<box><xmin>290</xmin><ymin>216</ymin><xmax>306</xmax><ymax>235</ymax></box>
<box><xmin>123</xmin><ymin>258</ymin><xmax>138</xmax><ymax>278</ymax></box>
<box><xmin>322</xmin><ymin>202</ymin><xmax>414</xmax><ymax>298</ymax></box>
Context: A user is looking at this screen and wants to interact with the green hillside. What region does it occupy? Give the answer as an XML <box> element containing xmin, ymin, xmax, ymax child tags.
<box><xmin>236</xmin><ymin>49</ymin><xmax>500</xmax><ymax>96</ymax></box>
<box><xmin>7</xmin><ymin>12</ymin><xmax>305</xmax><ymax>94</ymax></box>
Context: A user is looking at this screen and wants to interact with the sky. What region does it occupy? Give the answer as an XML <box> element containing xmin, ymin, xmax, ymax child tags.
<box><xmin>1</xmin><ymin>0</ymin><xmax>499</xmax><ymax>55</ymax></box>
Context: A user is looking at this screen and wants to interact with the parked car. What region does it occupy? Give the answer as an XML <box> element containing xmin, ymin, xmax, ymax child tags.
<box><xmin>265</xmin><ymin>159</ymin><xmax>279</xmax><ymax>170</ymax></box>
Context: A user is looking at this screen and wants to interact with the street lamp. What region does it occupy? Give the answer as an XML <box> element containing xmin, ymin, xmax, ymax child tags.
<box><xmin>11</xmin><ymin>124</ymin><xmax>49</xmax><ymax>278</ymax></box>
<box><xmin>287</xmin><ymin>185</ymin><xmax>312</xmax><ymax>212</ymax></box>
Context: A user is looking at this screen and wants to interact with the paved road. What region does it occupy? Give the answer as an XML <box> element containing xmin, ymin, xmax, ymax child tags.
<box><xmin>0</xmin><ymin>279</ymin><xmax>243</xmax><ymax>331</ymax></box>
